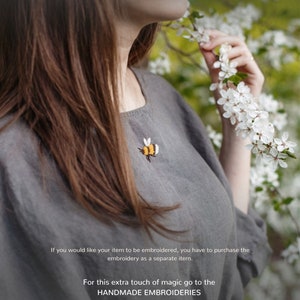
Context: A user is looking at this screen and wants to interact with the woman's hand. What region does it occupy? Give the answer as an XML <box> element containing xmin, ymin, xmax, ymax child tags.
<box><xmin>200</xmin><ymin>30</ymin><xmax>264</xmax><ymax>97</ymax></box>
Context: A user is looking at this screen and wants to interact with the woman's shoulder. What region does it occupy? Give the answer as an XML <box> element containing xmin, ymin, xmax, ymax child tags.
<box><xmin>0</xmin><ymin>116</ymin><xmax>39</xmax><ymax>166</ymax></box>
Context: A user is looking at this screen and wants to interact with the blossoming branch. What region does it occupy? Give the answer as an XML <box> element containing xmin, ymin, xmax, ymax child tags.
<box><xmin>180</xmin><ymin>10</ymin><xmax>297</xmax><ymax>171</ymax></box>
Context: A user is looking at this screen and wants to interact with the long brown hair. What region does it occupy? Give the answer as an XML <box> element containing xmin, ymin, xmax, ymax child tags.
<box><xmin>0</xmin><ymin>0</ymin><xmax>177</xmax><ymax>235</ymax></box>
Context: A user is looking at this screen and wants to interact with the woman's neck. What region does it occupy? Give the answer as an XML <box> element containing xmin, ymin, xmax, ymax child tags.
<box><xmin>116</xmin><ymin>21</ymin><xmax>146</xmax><ymax>112</ymax></box>
<box><xmin>118</xmin><ymin>68</ymin><xmax>146</xmax><ymax>113</ymax></box>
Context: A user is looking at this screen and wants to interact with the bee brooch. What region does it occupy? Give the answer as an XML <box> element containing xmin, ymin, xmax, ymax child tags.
<box><xmin>138</xmin><ymin>138</ymin><xmax>159</xmax><ymax>162</ymax></box>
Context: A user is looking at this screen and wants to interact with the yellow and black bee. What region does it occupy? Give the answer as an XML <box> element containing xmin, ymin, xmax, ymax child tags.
<box><xmin>138</xmin><ymin>138</ymin><xmax>159</xmax><ymax>162</ymax></box>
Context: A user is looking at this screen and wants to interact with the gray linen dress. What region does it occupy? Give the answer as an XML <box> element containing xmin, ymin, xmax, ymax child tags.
<box><xmin>0</xmin><ymin>68</ymin><xmax>271</xmax><ymax>300</ymax></box>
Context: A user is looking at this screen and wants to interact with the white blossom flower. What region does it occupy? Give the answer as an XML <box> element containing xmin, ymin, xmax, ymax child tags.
<box><xmin>265</xmin><ymin>148</ymin><xmax>288</xmax><ymax>169</ymax></box>
<box><xmin>217</xmin><ymin>88</ymin><xmax>234</xmax><ymax>105</ymax></box>
<box><xmin>219</xmin><ymin>61</ymin><xmax>237</xmax><ymax>79</ymax></box>
<box><xmin>252</xmin><ymin>118</ymin><xmax>275</xmax><ymax>144</ymax></box>
<box><xmin>236</xmin><ymin>119</ymin><xmax>253</xmax><ymax>138</ymax></box>
<box><xmin>282</xmin><ymin>238</ymin><xmax>300</xmax><ymax>264</ymax></box>
<box><xmin>250</xmin><ymin>140</ymin><xmax>267</xmax><ymax>156</ymax></box>
<box><xmin>192</xmin><ymin>4</ymin><xmax>260</xmax><ymax>40</ymax></box>
<box><xmin>250</xmin><ymin>29</ymin><xmax>300</xmax><ymax>69</ymax></box>
<box><xmin>262</xmin><ymin>30</ymin><xmax>290</xmax><ymax>47</ymax></box>
<box><xmin>272</xmin><ymin>113</ymin><xmax>287</xmax><ymax>130</ymax></box>
<box><xmin>182</xmin><ymin>4</ymin><xmax>190</xmax><ymax>18</ymax></box>
<box><xmin>174</xmin><ymin>25</ymin><xmax>187</xmax><ymax>37</ymax></box>
<box><xmin>206</xmin><ymin>125</ymin><xmax>222</xmax><ymax>149</ymax></box>
<box><xmin>219</xmin><ymin>43</ymin><xmax>232</xmax><ymax>56</ymax></box>
<box><xmin>274</xmin><ymin>132</ymin><xmax>297</xmax><ymax>153</ymax></box>
<box><xmin>251</xmin><ymin>161</ymin><xmax>279</xmax><ymax>189</ymax></box>
<box><xmin>226</xmin><ymin>4</ymin><xmax>261</xmax><ymax>30</ymax></box>
<box><xmin>259</xmin><ymin>93</ymin><xmax>279</xmax><ymax>113</ymax></box>
<box><xmin>209</xmin><ymin>82</ymin><xmax>220</xmax><ymax>91</ymax></box>
<box><xmin>149</xmin><ymin>53</ymin><xmax>171</xmax><ymax>75</ymax></box>
<box><xmin>233</xmin><ymin>82</ymin><xmax>252</xmax><ymax>103</ymax></box>
<box><xmin>222</xmin><ymin>103</ymin><xmax>239</xmax><ymax>125</ymax></box>
<box><xmin>288</xmin><ymin>18</ymin><xmax>300</xmax><ymax>33</ymax></box>
<box><xmin>195</xmin><ymin>29</ymin><xmax>210</xmax><ymax>45</ymax></box>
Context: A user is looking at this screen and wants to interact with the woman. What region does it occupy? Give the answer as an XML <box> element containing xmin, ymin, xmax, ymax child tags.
<box><xmin>0</xmin><ymin>0</ymin><xmax>271</xmax><ymax>299</ymax></box>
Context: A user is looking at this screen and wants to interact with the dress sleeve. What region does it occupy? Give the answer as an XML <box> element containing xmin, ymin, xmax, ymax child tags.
<box><xmin>235</xmin><ymin>207</ymin><xmax>272</xmax><ymax>286</ymax></box>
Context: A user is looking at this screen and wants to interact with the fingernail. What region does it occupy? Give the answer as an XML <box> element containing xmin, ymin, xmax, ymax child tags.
<box><xmin>201</xmin><ymin>41</ymin><xmax>211</xmax><ymax>49</ymax></box>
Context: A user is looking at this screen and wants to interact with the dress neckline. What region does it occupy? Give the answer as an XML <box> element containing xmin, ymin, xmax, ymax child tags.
<box><xmin>120</xmin><ymin>68</ymin><xmax>151</xmax><ymax>118</ymax></box>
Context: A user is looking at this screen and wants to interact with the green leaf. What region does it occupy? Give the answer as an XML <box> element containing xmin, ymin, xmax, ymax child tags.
<box><xmin>272</xmin><ymin>200</ymin><xmax>282</xmax><ymax>212</ymax></box>
<box><xmin>223</xmin><ymin>72</ymin><xmax>248</xmax><ymax>86</ymax></box>
<box><xmin>257</xmin><ymin>47</ymin><xmax>268</xmax><ymax>55</ymax></box>
<box><xmin>277</xmin><ymin>108</ymin><xmax>286</xmax><ymax>114</ymax></box>
<box><xmin>255</xmin><ymin>186</ymin><xmax>264</xmax><ymax>192</ymax></box>
<box><xmin>188</xmin><ymin>11</ymin><xmax>203</xmax><ymax>24</ymax></box>
<box><xmin>283</xmin><ymin>150</ymin><xmax>297</xmax><ymax>159</ymax></box>
<box><xmin>236</xmin><ymin>72</ymin><xmax>248</xmax><ymax>80</ymax></box>
<box><xmin>282</xmin><ymin>197</ymin><xmax>294</xmax><ymax>205</ymax></box>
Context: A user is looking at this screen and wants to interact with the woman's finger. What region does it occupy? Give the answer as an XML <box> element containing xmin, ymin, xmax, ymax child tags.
<box><xmin>199</xmin><ymin>47</ymin><xmax>218</xmax><ymax>66</ymax></box>
<box><xmin>230</xmin><ymin>56</ymin><xmax>255</xmax><ymax>70</ymax></box>
<box><xmin>226</xmin><ymin>45</ymin><xmax>253</xmax><ymax>61</ymax></box>
<box><xmin>201</xmin><ymin>35</ymin><xmax>243</xmax><ymax>51</ymax></box>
